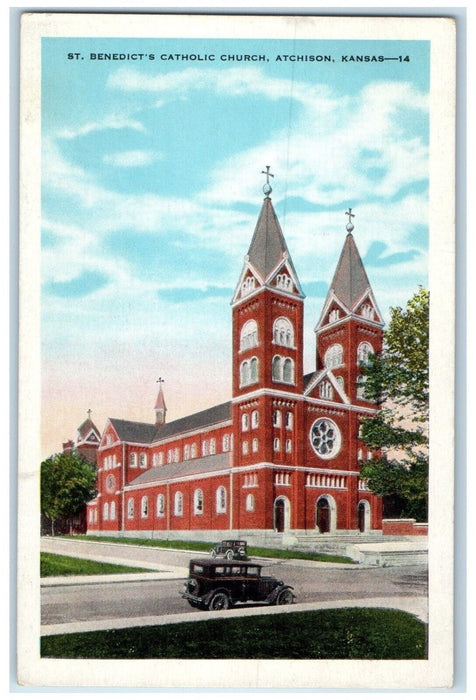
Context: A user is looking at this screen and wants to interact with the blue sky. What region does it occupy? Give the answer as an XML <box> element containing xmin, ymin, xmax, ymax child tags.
<box><xmin>41</xmin><ymin>36</ymin><xmax>430</xmax><ymax>457</ymax></box>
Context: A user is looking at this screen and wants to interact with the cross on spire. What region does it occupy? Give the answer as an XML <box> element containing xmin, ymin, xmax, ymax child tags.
<box><xmin>156</xmin><ymin>377</ymin><xmax>165</xmax><ymax>384</ymax></box>
<box><xmin>87</xmin><ymin>408</ymin><xmax>92</xmax><ymax>419</ymax></box>
<box><xmin>261</xmin><ymin>166</ymin><xmax>274</xmax><ymax>196</ymax></box>
<box><xmin>345</xmin><ymin>207</ymin><xmax>355</xmax><ymax>233</ymax></box>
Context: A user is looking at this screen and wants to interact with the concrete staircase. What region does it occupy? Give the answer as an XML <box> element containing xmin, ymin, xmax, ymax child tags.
<box><xmin>258</xmin><ymin>532</ymin><xmax>428</xmax><ymax>567</ymax></box>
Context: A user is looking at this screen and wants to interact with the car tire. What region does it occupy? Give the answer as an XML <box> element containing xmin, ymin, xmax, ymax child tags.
<box><xmin>210</xmin><ymin>549</ymin><xmax>217</xmax><ymax>558</ymax></box>
<box><xmin>208</xmin><ymin>591</ymin><xmax>231</xmax><ymax>611</ymax></box>
<box><xmin>276</xmin><ymin>588</ymin><xmax>294</xmax><ymax>605</ymax></box>
<box><xmin>225</xmin><ymin>550</ymin><xmax>234</xmax><ymax>560</ymax></box>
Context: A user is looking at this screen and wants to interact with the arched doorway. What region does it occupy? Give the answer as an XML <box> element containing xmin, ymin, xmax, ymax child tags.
<box><xmin>358</xmin><ymin>500</ymin><xmax>371</xmax><ymax>533</ymax></box>
<box><xmin>315</xmin><ymin>495</ymin><xmax>337</xmax><ymax>533</ymax></box>
<box><xmin>316</xmin><ymin>497</ymin><xmax>330</xmax><ymax>533</ymax></box>
<box><xmin>274</xmin><ymin>496</ymin><xmax>290</xmax><ymax>532</ymax></box>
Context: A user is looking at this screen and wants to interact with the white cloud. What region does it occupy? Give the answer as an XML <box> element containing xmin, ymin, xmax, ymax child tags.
<box><xmin>57</xmin><ymin>115</ymin><xmax>146</xmax><ymax>140</ymax></box>
<box><xmin>103</xmin><ymin>150</ymin><xmax>162</xmax><ymax>167</ymax></box>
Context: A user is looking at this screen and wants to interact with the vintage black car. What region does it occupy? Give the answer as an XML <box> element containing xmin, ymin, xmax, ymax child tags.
<box><xmin>209</xmin><ymin>539</ymin><xmax>248</xmax><ymax>560</ymax></box>
<box><xmin>181</xmin><ymin>558</ymin><xmax>295</xmax><ymax>610</ymax></box>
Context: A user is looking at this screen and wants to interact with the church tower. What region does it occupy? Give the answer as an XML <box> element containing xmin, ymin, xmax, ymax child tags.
<box><xmin>230</xmin><ymin>169</ymin><xmax>305</xmax><ymax>528</ymax></box>
<box><xmin>315</xmin><ymin>209</ymin><xmax>384</xmax><ymax>406</ymax></box>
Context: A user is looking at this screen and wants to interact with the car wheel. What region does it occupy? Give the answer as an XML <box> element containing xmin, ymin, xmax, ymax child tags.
<box><xmin>210</xmin><ymin>549</ymin><xmax>217</xmax><ymax>558</ymax></box>
<box><xmin>276</xmin><ymin>588</ymin><xmax>294</xmax><ymax>605</ymax></box>
<box><xmin>208</xmin><ymin>591</ymin><xmax>230</xmax><ymax>611</ymax></box>
<box><xmin>225</xmin><ymin>550</ymin><xmax>234</xmax><ymax>560</ymax></box>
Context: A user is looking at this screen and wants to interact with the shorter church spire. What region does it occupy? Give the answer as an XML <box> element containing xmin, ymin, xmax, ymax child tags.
<box><xmin>154</xmin><ymin>378</ymin><xmax>167</xmax><ymax>427</ymax></box>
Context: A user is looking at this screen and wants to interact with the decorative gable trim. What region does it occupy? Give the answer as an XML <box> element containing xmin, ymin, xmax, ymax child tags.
<box><xmin>315</xmin><ymin>292</ymin><xmax>352</xmax><ymax>331</ymax></box>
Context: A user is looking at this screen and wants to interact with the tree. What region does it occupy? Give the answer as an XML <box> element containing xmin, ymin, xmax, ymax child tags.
<box><xmin>359</xmin><ymin>287</ymin><xmax>429</xmax><ymax>521</ymax></box>
<box><xmin>41</xmin><ymin>452</ymin><xmax>97</xmax><ymax>535</ymax></box>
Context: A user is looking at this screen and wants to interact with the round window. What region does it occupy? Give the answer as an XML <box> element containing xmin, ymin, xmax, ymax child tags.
<box><xmin>106</xmin><ymin>475</ymin><xmax>116</xmax><ymax>493</ymax></box>
<box><xmin>309</xmin><ymin>418</ymin><xmax>341</xmax><ymax>459</ymax></box>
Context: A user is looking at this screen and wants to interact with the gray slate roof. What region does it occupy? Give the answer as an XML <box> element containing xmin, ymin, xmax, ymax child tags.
<box><xmin>127</xmin><ymin>452</ymin><xmax>231</xmax><ymax>487</ymax></box>
<box><xmin>109</xmin><ymin>401</ymin><xmax>231</xmax><ymax>445</ymax></box>
<box><xmin>247</xmin><ymin>197</ymin><xmax>292</xmax><ymax>279</ymax></box>
<box><xmin>329</xmin><ymin>233</ymin><xmax>371</xmax><ymax>310</ymax></box>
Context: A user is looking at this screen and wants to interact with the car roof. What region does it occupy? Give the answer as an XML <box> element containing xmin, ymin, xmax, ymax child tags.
<box><xmin>190</xmin><ymin>558</ymin><xmax>260</xmax><ymax>567</ymax></box>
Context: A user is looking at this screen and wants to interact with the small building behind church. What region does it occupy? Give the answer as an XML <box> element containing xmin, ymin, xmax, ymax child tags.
<box><xmin>86</xmin><ymin>174</ymin><xmax>386</xmax><ymax>543</ymax></box>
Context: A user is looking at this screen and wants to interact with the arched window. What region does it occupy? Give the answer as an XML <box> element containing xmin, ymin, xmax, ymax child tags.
<box><xmin>274</xmin><ymin>437</ymin><xmax>280</xmax><ymax>452</ymax></box>
<box><xmin>356</xmin><ymin>374</ymin><xmax>366</xmax><ymax>399</ymax></box>
<box><xmin>324</xmin><ymin>344</ymin><xmax>344</xmax><ymax>369</ymax></box>
<box><xmin>242</xmin><ymin>441</ymin><xmax>249</xmax><ymax>455</ymax></box>
<box><xmin>286</xmin><ymin>439</ymin><xmax>292</xmax><ymax>453</ymax></box>
<box><xmin>210</xmin><ymin>438</ymin><xmax>216</xmax><ymax>455</ymax></box>
<box><xmin>141</xmin><ymin>496</ymin><xmax>149</xmax><ymax>518</ymax></box>
<box><xmin>156</xmin><ymin>494</ymin><xmax>165</xmax><ymax>517</ymax></box>
<box><xmin>242</xmin><ymin>414</ymin><xmax>249</xmax><ymax>431</ymax></box>
<box><xmin>329</xmin><ymin>309</ymin><xmax>340</xmax><ymax>323</ymax></box>
<box><xmin>127</xmin><ymin>498</ymin><xmax>134</xmax><ymax>519</ymax></box>
<box><xmin>272</xmin><ymin>355</ymin><xmax>281</xmax><ymax>381</ymax></box>
<box><xmin>357</xmin><ymin>342</ymin><xmax>374</xmax><ymax>366</ymax></box>
<box><xmin>273</xmin><ymin>410</ymin><xmax>282</xmax><ymax>428</ymax></box>
<box><xmin>110</xmin><ymin>501</ymin><xmax>116</xmax><ymax>520</ymax></box>
<box><xmin>246</xmin><ymin>493</ymin><xmax>255</xmax><ymax>512</ymax></box>
<box><xmin>250</xmin><ymin>357</ymin><xmax>258</xmax><ymax>383</ymax></box>
<box><xmin>193</xmin><ymin>489</ymin><xmax>203</xmax><ymax>515</ymax></box>
<box><xmin>174</xmin><ymin>491</ymin><xmax>183</xmax><ymax>516</ymax></box>
<box><xmin>285</xmin><ymin>412</ymin><xmax>293</xmax><ymax>430</ymax></box>
<box><xmin>319</xmin><ymin>381</ymin><xmax>333</xmax><ymax>399</ymax></box>
<box><xmin>361</xmin><ymin>303</ymin><xmax>374</xmax><ymax>320</ymax></box>
<box><xmin>241</xmin><ymin>276</ymin><xmax>256</xmax><ymax>297</ymax></box>
<box><xmin>129</xmin><ymin>452</ymin><xmax>137</xmax><ymax>468</ymax></box>
<box><xmin>283</xmin><ymin>358</ymin><xmax>294</xmax><ymax>384</ymax></box>
<box><xmin>273</xmin><ymin>317</ymin><xmax>294</xmax><ymax>347</ymax></box>
<box><xmin>222</xmin><ymin>434</ymin><xmax>230</xmax><ymax>452</ymax></box>
<box><xmin>276</xmin><ymin>273</ymin><xmax>292</xmax><ymax>290</ymax></box>
<box><xmin>251</xmin><ymin>410</ymin><xmax>259</xmax><ymax>428</ymax></box>
<box><xmin>272</xmin><ymin>356</ymin><xmax>294</xmax><ymax>384</ymax></box>
<box><xmin>252</xmin><ymin>438</ymin><xmax>259</xmax><ymax>453</ymax></box>
<box><xmin>240</xmin><ymin>319</ymin><xmax>258</xmax><ymax>350</ymax></box>
<box><xmin>240</xmin><ymin>361</ymin><xmax>250</xmax><ymax>386</ymax></box>
<box><xmin>103</xmin><ymin>502</ymin><xmax>109</xmax><ymax>520</ymax></box>
<box><xmin>139</xmin><ymin>452</ymin><xmax>147</xmax><ymax>469</ymax></box>
<box><xmin>216</xmin><ymin>486</ymin><xmax>226</xmax><ymax>514</ymax></box>
<box><xmin>184</xmin><ymin>444</ymin><xmax>190</xmax><ymax>461</ymax></box>
<box><xmin>191</xmin><ymin>443</ymin><xmax>197</xmax><ymax>458</ymax></box>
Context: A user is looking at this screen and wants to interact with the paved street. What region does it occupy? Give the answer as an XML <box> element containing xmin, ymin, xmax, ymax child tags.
<box><xmin>41</xmin><ymin>537</ymin><xmax>428</xmax><ymax>635</ymax></box>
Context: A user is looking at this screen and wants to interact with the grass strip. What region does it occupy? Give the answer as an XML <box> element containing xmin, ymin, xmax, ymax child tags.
<box><xmin>41</xmin><ymin>552</ymin><xmax>153</xmax><ymax>577</ymax></box>
<box><xmin>67</xmin><ymin>535</ymin><xmax>353</xmax><ymax>564</ymax></box>
<box><xmin>41</xmin><ymin>608</ymin><xmax>427</xmax><ymax>659</ymax></box>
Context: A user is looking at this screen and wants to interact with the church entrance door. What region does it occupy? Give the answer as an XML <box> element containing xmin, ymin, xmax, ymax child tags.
<box><xmin>358</xmin><ymin>502</ymin><xmax>366</xmax><ymax>532</ymax></box>
<box><xmin>274</xmin><ymin>498</ymin><xmax>285</xmax><ymax>533</ymax></box>
<box><xmin>316</xmin><ymin>497</ymin><xmax>330</xmax><ymax>533</ymax></box>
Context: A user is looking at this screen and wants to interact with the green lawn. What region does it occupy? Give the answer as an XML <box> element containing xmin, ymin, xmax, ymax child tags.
<box><xmin>41</xmin><ymin>608</ymin><xmax>427</xmax><ymax>659</ymax></box>
<box><xmin>67</xmin><ymin>535</ymin><xmax>354</xmax><ymax>564</ymax></box>
<box><xmin>40</xmin><ymin>552</ymin><xmax>153</xmax><ymax>577</ymax></box>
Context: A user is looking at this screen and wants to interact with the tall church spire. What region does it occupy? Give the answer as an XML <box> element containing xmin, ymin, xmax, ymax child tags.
<box><xmin>317</xmin><ymin>209</ymin><xmax>383</xmax><ymax>329</ymax></box>
<box><xmin>154</xmin><ymin>378</ymin><xmax>167</xmax><ymax>427</ymax></box>
<box><xmin>232</xmin><ymin>168</ymin><xmax>304</xmax><ymax>303</ymax></box>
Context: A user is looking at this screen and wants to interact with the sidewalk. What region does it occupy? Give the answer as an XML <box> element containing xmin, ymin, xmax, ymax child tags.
<box><xmin>41</xmin><ymin>595</ymin><xmax>428</xmax><ymax>636</ymax></box>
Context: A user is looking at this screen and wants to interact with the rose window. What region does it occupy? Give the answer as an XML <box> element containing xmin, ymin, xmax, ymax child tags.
<box><xmin>309</xmin><ymin>419</ymin><xmax>341</xmax><ymax>459</ymax></box>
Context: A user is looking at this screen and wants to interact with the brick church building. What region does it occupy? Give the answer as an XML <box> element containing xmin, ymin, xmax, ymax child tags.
<box><xmin>86</xmin><ymin>173</ymin><xmax>385</xmax><ymax>541</ymax></box>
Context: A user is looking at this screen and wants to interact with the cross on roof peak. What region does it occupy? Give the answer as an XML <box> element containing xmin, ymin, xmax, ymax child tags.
<box><xmin>345</xmin><ymin>207</ymin><xmax>355</xmax><ymax>233</ymax></box>
<box><xmin>261</xmin><ymin>165</ymin><xmax>274</xmax><ymax>196</ymax></box>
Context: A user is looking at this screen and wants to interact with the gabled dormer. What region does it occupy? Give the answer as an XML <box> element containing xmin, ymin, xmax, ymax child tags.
<box><xmin>304</xmin><ymin>368</ymin><xmax>351</xmax><ymax>405</ymax></box>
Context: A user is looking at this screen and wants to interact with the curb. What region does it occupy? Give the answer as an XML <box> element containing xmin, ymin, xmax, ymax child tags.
<box><xmin>41</xmin><ymin>596</ymin><xmax>428</xmax><ymax>636</ymax></box>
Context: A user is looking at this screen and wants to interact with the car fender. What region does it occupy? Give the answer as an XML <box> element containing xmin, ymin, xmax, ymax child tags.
<box><xmin>266</xmin><ymin>584</ymin><xmax>295</xmax><ymax>605</ymax></box>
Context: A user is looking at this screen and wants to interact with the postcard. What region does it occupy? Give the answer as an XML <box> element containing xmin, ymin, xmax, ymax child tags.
<box><xmin>17</xmin><ymin>11</ymin><xmax>456</xmax><ymax>690</ymax></box>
